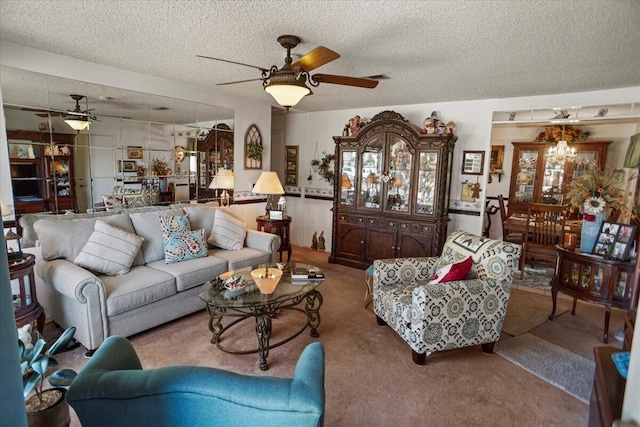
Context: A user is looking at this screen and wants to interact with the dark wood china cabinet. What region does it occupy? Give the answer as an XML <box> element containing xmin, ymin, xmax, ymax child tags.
<box><xmin>508</xmin><ymin>141</ymin><xmax>611</xmax><ymax>214</ymax></box>
<box><xmin>329</xmin><ymin>111</ymin><xmax>457</xmax><ymax>270</ymax></box>
<box><xmin>193</xmin><ymin>124</ymin><xmax>234</xmax><ymax>201</ymax></box>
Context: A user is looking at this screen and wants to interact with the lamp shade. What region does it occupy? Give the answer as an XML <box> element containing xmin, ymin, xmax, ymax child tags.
<box><xmin>252</xmin><ymin>172</ymin><xmax>285</xmax><ymax>195</ymax></box>
<box><xmin>209</xmin><ymin>169</ymin><xmax>235</xmax><ymax>190</ymax></box>
<box><xmin>64</xmin><ymin>117</ymin><xmax>90</xmax><ymax>131</ymax></box>
<box><xmin>624</xmin><ymin>133</ymin><xmax>640</xmax><ymax>168</ymax></box>
<box><xmin>265</xmin><ymin>84</ymin><xmax>310</xmax><ymax>109</ymax></box>
<box><xmin>1</xmin><ymin>199</ymin><xmax>11</xmax><ymax>217</ymax></box>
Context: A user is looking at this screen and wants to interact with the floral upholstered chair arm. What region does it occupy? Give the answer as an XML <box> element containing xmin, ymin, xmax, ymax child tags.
<box><xmin>372</xmin><ymin>257</ymin><xmax>439</xmax><ymax>288</ymax></box>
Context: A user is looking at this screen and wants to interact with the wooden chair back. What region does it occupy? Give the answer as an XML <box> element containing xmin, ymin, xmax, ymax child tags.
<box><xmin>498</xmin><ymin>194</ymin><xmax>523</xmax><ymax>244</ymax></box>
<box><xmin>520</xmin><ymin>203</ymin><xmax>566</xmax><ymax>275</ymax></box>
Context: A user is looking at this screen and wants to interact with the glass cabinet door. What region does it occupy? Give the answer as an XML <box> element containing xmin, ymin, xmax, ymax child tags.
<box><xmin>340</xmin><ymin>150</ymin><xmax>357</xmax><ymax>206</ymax></box>
<box><xmin>416</xmin><ymin>151</ymin><xmax>438</xmax><ymax>214</ymax></box>
<box><xmin>541</xmin><ymin>152</ymin><xmax>565</xmax><ymax>205</ymax></box>
<box><xmin>514</xmin><ymin>149</ymin><xmax>538</xmax><ymax>202</ymax></box>
<box><xmin>386</xmin><ymin>136</ymin><xmax>412</xmax><ymax>212</ymax></box>
<box><xmin>359</xmin><ymin>136</ymin><xmax>383</xmax><ymax>210</ymax></box>
<box><xmin>572</xmin><ymin>150</ymin><xmax>599</xmax><ymax>179</ymax></box>
<box><xmin>47</xmin><ymin>157</ymin><xmax>71</xmax><ymax>197</ymax></box>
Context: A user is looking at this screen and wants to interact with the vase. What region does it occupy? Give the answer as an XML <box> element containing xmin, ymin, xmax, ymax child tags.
<box><xmin>580</xmin><ymin>211</ymin><xmax>604</xmax><ymax>253</ymax></box>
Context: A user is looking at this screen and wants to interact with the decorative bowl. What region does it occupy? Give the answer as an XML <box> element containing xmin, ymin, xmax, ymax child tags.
<box><xmin>250</xmin><ymin>267</ymin><xmax>283</xmax><ymax>294</ymax></box>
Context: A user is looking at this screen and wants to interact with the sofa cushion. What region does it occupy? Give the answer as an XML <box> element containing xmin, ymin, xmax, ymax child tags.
<box><xmin>208</xmin><ymin>209</ymin><xmax>247</xmax><ymax>250</ymax></box>
<box><xmin>180</xmin><ymin>206</ymin><xmax>216</xmax><ymax>241</ymax></box>
<box><xmin>209</xmin><ymin>247</ymin><xmax>272</xmax><ymax>270</ymax></box>
<box><xmin>34</xmin><ymin>213</ymin><xmax>142</xmax><ymax>265</ymax></box>
<box><xmin>163</xmin><ymin>229</ymin><xmax>208</xmax><ymax>264</ymax></box>
<box><xmin>100</xmin><ymin>266</ymin><xmax>177</xmax><ymax>316</ymax></box>
<box><xmin>129</xmin><ymin>208</ymin><xmax>185</xmax><ymax>264</ymax></box>
<box><xmin>147</xmin><ymin>254</ymin><xmax>228</xmax><ymax>292</ymax></box>
<box><xmin>74</xmin><ymin>220</ymin><xmax>144</xmax><ymax>276</ymax></box>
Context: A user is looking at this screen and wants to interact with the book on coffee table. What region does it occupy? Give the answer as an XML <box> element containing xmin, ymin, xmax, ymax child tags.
<box><xmin>291</xmin><ymin>267</ymin><xmax>324</xmax><ymax>281</ymax></box>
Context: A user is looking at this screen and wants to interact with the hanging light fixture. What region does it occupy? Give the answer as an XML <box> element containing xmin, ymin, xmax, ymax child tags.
<box><xmin>263</xmin><ymin>61</ymin><xmax>312</xmax><ymax>111</ymax></box>
<box><xmin>64</xmin><ymin>94</ymin><xmax>91</xmax><ymax>132</ymax></box>
<box><xmin>547</xmin><ymin>125</ymin><xmax>576</xmax><ymax>164</ymax></box>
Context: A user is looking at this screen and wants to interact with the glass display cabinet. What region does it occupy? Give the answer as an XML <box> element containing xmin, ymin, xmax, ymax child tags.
<box><xmin>43</xmin><ymin>153</ymin><xmax>76</xmax><ymax>213</ymax></box>
<box><xmin>194</xmin><ymin>124</ymin><xmax>234</xmax><ymax>201</ymax></box>
<box><xmin>330</xmin><ymin>111</ymin><xmax>457</xmax><ymax>269</ymax></box>
<box><xmin>508</xmin><ymin>141</ymin><xmax>611</xmax><ymax>214</ymax></box>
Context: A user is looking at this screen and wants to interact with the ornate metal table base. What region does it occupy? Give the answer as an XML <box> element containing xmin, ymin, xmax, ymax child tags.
<box><xmin>206</xmin><ymin>290</ymin><xmax>323</xmax><ymax>370</ymax></box>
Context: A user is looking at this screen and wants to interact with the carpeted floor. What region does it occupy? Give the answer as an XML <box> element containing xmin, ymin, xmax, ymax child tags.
<box><xmin>502</xmin><ymin>289</ymin><xmax>571</xmax><ymax>336</ymax></box>
<box><xmin>49</xmin><ymin>246</ymin><xmax>626</xmax><ymax>426</ymax></box>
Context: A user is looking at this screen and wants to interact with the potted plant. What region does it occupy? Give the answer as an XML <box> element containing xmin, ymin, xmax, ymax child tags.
<box><xmin>246</xmin><ymin>139</ymin><xmax>263</xmax><ymax>161</ymax></box>
<box><xmin>20</xmin><ymin>326</ymin><xmax>77</xmax><ymax>427</ymax></box>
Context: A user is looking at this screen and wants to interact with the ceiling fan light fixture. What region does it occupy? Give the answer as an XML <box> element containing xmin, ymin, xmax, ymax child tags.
<box><xmin>64</xmin><ymin>117</ymin><xmax>90</xmax><ymax>131</ymax></box>
<box><xmin>264</xmin><ymin>66</ymin><xmax>313</xmax><ymax>111</ymax></box>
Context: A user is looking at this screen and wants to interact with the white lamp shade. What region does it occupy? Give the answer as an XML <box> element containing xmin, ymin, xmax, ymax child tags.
<box><xmin>264</xmin><ymin>84</ymin><xmax>310</xmax><ymax>108</ymax></box>
<box><xmin>252</xmin><ymin>171</ymin><xmax>285</xmax><ymax>195</ymax></box>
<box><xmin>209</xmin><ymin>169</ymin><xmax>235</xmax><ymax>190</ymax></box>
<box><xmin>1</xmin><ymin>199</ymin><xmax>12</xmax><ymax>216</ymax></box>
<box><xmin>624</xmin><ymin>133</ymin><xmax>640</xmax><ymax>168</ymax></box>
<box><xmin>64</xmin><ymin>118</ymin><xmax>90</xmax><ymax>131</ymax></box>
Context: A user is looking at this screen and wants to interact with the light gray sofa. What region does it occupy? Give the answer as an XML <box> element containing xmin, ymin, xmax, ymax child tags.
<box><xmin>21</xmin><ymin>204</ymin><xmax>280</xmax><ymax>354</ymax></box>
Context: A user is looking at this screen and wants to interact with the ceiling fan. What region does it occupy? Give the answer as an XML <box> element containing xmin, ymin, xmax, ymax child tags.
<box><xmin>21</xmin><ymin>94</ymin><xmax>96</xmax><ymax>131</ymax></box>
<box><xmin>198</xmin><ymin>35</ymin><xmax>378</xmax><ymax>111</ymax></box>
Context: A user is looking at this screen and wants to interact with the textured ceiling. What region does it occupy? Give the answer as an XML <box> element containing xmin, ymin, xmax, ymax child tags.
<box><xmin>1</xmin><ymin>0</ymin><xmax>639</xmax><ymax>115</ymax></box>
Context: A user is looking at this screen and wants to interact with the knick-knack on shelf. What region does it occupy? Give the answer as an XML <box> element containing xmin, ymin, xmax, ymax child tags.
<box><xmin>311</xmin><ymin>231</ymin><xmax>318</xmax><ymax>250</ymax></box>
<box><xmin>317</xmin><ymin>231</ymin><xmax>325</xmax><ymax>251</ymax></box>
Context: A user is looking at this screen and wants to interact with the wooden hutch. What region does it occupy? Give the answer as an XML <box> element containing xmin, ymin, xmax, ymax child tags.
<box><xmin>192</xmin><ymin>124</ymin><xmax>234</xmax><ymax>201</ymax></box>
<box><xmin>329</xmin><ymin>111</ymin><xmax>457</xmax><ymax>270</ymax></box>
<box><xmin>7</xmin><ymin>130</ymin><xmax>77</xmax><ymax>228</ymax></box>
<box><xmin>509</xmin><ymin>140</ymin><xmax>611</xmax><ymax>214</ymax></box>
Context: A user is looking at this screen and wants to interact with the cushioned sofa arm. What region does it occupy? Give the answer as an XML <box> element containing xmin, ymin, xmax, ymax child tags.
<box><xmin>373</xmin><ymin>257</ymin><xmax>439</xmax><ymax>288</ymax></box>
<box><xmin>67</xmin><ymin>336</ymin><xmax>325</xmax><ymax>427</ymax></box>
<box><xmin>246</xmin><ymin>229</ymin><xmax>281</xmax><ymax>258</ymax></box>
<box><xmin>37</xmin><ymin>259</ymin><xmax>106</xmax><ymax>303</ymax></box>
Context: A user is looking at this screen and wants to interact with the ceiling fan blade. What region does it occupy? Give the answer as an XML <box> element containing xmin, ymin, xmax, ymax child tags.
<box><xmin>216</xmin><ymin>78</ymin><xmax>264</xmax><ymax>86</ymax></box>
<box><xmin>292</xmin><ymin>46</ymin><xmax>340</xmax><ymax>72</ymax></box>
<box><xmin>197</xmin><ymin>55</ymin><xmax>268</xmax><ymax>72</ymax></box>
<box><xmin>312</xmin><ymin>74</ymin><xmax>379</xmax><ymax>89</ymax></box>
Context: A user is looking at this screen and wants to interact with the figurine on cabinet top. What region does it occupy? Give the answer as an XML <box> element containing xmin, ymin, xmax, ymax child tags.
<box><xmin>344</xmin><ymin>115</ymin><xmax>369</xmax><ymax>136</ymax></box>
<box><xmin>423</xmin><ymin>111</ymin><xmax>454</xmax><ymax>135</ymax></box>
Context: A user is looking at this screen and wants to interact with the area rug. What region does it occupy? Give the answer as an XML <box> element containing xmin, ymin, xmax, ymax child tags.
<box><xmin>495</xmin><ymin>333</ymin><xmax>595</xmax><ymax>403</ymax></box>
<box><xmin>512</xmin><ymin>265</ymin><xmax>555</xmax><ymax>290</ymax></box>
<box><xmin>502</xmin><ymin>289</ymin><xmax>571</xmax><ymax>336</ymax></box>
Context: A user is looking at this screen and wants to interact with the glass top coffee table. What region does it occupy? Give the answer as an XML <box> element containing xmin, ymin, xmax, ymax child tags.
<box><xmin>199</xmin><ymin>263</ymin><xmax>323</xmax><ymax>370</ymax></box>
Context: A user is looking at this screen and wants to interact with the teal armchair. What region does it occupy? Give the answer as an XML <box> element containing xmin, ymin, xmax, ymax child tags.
<box><xmin>66</xmin><ymin>336</ymin><xmax>325</xmax><ymax>427</ymax></box>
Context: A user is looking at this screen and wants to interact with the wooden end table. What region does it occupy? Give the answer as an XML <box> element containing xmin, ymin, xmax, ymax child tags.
<box><xmin>256</xmin><ymin>215</ymin><xmax>292</xmax><ymax>262</ymax></box>
<box><xmin>9</xmin><ymin>254</ymin><xmax>45</xmax><ymax>333</ymax></box>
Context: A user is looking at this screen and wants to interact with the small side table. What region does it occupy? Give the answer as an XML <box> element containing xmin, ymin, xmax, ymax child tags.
<box><xmin>256</xmin><ymin>215</ymin><xmax>292</xmax><ymax>262</ymax></box>
<box><xmin>9</xmin><ymin>254</ymin><xmax>45</xmax><ymax>333</ymax></box>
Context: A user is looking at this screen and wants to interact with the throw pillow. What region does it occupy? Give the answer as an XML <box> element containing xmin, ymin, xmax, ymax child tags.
<box><xmin>428</xmin><ymin>256</ymin><xmax>473</xmax><ymax>284</ymax></box>
<box><xmin>163</xmin><ymin>229</ymin><xmax>208</xmax><ymax>264</ymax></box>
<box><xmin>73</xmin><ymin>220</ymin><xmax>144</xmax><ymax>275</ymax></box>
<box><xmin>208</xmin><ymin>209</ymin><xmax>247</xmax><ymax>251</ymax></box>
<box><xmin>159</xmin><ymin>214</ymin><xmax>191</xmax><ymax>242</ymax></box>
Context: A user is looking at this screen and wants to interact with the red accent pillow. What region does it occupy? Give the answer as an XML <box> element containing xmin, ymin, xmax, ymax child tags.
<box><xmin>428</xmin><ymin>256</ymin><xmax>473</xmax><ymax>284</ymax></box>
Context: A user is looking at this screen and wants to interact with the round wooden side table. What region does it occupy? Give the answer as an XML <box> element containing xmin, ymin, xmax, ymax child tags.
<box><xmin>9</xmin><ymin>253</ymin><xmax>45</xmax><ymax>333</ymax></box>
<box><xmin>256</xmin><ymin>215</ymin><xmax>292</xmax><ymax>262</ymax></box>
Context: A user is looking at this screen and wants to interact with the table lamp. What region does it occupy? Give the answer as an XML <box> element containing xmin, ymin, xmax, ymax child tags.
<box><xmin>2</xmin><ymin>199</ymin><xmax>22</xmax><ymax>262</ymax></box>
<box><xmin>209</xmin><ymin>169</ymin><xmax>234</xmax><ymax>207</ymax></box>
<box><xmin>252</xmin><ymin>171</ymin><xmax>285</xmax><ymax>215</ymax></box>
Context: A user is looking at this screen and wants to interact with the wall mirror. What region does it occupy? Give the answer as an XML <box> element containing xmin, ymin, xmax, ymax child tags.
<box><xmin>1</xmin><ymin>66</ymin><xmax>234</xmax><ymax>223</ymax></box>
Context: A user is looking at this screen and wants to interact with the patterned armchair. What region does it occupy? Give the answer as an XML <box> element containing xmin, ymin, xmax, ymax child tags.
<box><xmin>373</xmin><ymin>230</ymin><xmax>522</xmax><ymax>364</ymax></box>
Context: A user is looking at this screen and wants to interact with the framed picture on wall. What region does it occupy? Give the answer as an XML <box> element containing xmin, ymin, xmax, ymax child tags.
<box><xmin>489</xmin><ymin>145</ymin><xmax>504</xmax><ymax>171</ymax></box>
<box><xmin>127</xmin><ymin>146</ymin><xmax>143</xmax><ymax>159</ymax></box>
<box><xmin>462</xmin><ymin>151</ymin><xmax>484</xmax><ymax>175</ymax></box>
<box><xmin>286</xmin><ymin>146</ymin><xmax>298</xmax><ymax>160</ymax></box>
<box><xmin>286</xmin><ymin>173</ymin><xmax>297</xmax><ymax>186</ymax></box>
<box><xmin>119</xmin><ymin>160</ymin><xmax>137</xmax><ymax>173</ymax></box>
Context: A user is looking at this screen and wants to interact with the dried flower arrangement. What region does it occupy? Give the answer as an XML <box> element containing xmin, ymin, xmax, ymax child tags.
<box><xmin>566</xmin><ymin>169</ymin><xmax>624</xmax><ymax>215</ymax></box>
<box><xmin>536</xmin><ymin>126</ymin><xmax>590</xmax><ymax>144</ymax></box>
<box><xmin>150</xmin><ymin>158</ymin><xmax>171</xmax><ymax>176</ymax></box>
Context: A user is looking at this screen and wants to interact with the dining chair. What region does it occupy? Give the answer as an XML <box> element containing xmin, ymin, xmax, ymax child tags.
<box><xmin>520</xmin><ymin>203</ymin><xmax>566</xmax><ymax>278</ymax></box>
<box><xmin>498</xmin><ymin>194</ymin><xmax>524</xmax><ymax>244</ymax></box>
